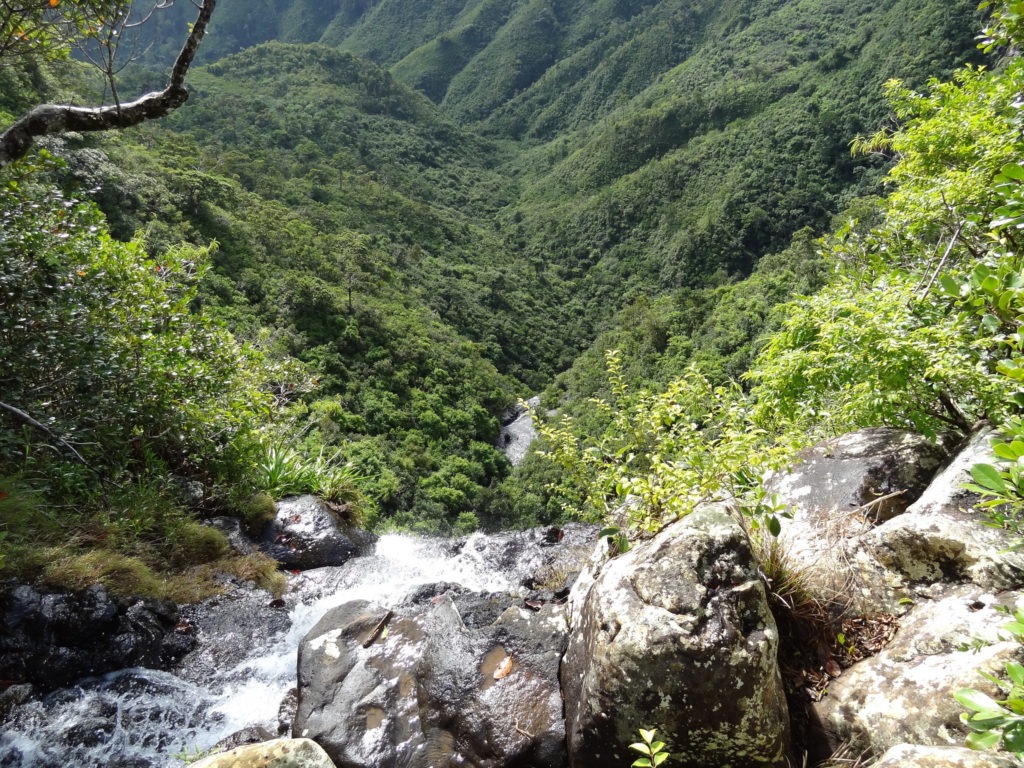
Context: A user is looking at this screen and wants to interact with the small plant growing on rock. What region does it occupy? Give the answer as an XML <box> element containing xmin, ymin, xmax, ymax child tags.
<box><xmin>629</xmin><ymin>728</ymin><xmax>669</xmax><ymax>767</ymax></box>
<box><xmin>956</xmin><ymin>608</ymin><xmax>1024</xmax><ymax>754</ymax></box>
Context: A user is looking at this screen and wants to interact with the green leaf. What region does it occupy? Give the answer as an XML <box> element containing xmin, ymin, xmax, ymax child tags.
<box><xmin>999</xmin><ymin>289</ymin><xmax>1016</xmax><ymax>312</ymax></box>
<box><xmin>971</xmin><ymin>464</ymin><xmax>1008</xmax><ymax>493</ymax></box>
<box><xmin>1007</xmin><ymin>662</ymin><xmax>1024</xmax><ymax>687</ymax></box>
<box><xmin>965</xmin><ymin>729</ymin><xmax>1002</xmax><ymax>750</ymax></box>
<box><xmin>1001</xmin><ymin>163</ymin><xmax>1024</xmax><ymax>181</ymax></box>
<box><xmin>767</xmin><ymin>515</ymin><xmax>782</xmax><ymax>537</ymax></box>
<box><xmin>652</xmin><ymin>752</ymin><xmax>669</xmax><ymax>766</ymax></box>
<box><xmin>1004</xmin><ymin>621</ymin><xmax>1024</xmax><ymax>637</ymax></box>
<box><xmin>639</xmin><ymin>728</ymin><xmax>656</xmax><ymax>743</ymax></box>
<box><xmin>956</xmin><ymin>688</ymin><xmax>1003</xmax><ymax>713</ymax></box>
<box><xmin>965</xmin><ymin>711</ymin><xmax>1012</xmax><ymax>731</ymax></box>
<box><xmin>649</xmin><ymin>742</ymin><xmax>666</xmax><ymax>753</ymax></box>
<box><xmin>631</xmin><ymin>759</ymin><xmax>652</xmax><ymax>768</ymax></box>
<box><xmin>938</xmin><ymin>274</ymin><xmax>962</xmax><ymax>297</ymax></box>
<box><xmin>1003</xmin><ymin>720</ymin><xmax>1024</xmax><ymax>752</ymax></box>
<box><xmin>995</xmin><ymin>442</ymin><xmax>1023</xmax><ymax>461</ymax></box>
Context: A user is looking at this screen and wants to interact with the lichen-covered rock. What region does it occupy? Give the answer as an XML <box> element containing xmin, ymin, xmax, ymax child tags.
<box><xmin>872</xmin><ymin>743</ymin><xmax>1019</xmax><ymax>768</ymax></box>
<box><xmin>765</xmin><ymin>428</ymin><xmax>948</xmax><ymax>610</ymax></box>
<box><xmin>769</xmin><ymin>428</ymin><xmax>948</xmax><ymax>523</ymax></box>
<box><xmin>865</xmin><ymin>428</ymin><xmax>1024</xmax><ymax>591</ymax></box>
<box><xmin>293</xmin><ymin>591</ymin><xmax>568</xmax><ymax>768</ymax></box>
<box><xmin>260</xmin><ymin>495</ymin><xmax>376</xmax><ymax>570</ymax></box>
<box><xmin>814</xmin><ymin>585</ymin><xmax>1024</xmax><ymax>754</ymax></box>
<box><xmin>187</xmin><ymin>738</ymin><xmax>337</xmax><ymax>768</ymax></box>
<box><xmin>561</xmin><ymin>505</ymin><xmax>789</xmax><ymax>768</ymax></box>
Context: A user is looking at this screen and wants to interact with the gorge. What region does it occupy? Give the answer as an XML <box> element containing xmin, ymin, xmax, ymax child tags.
<box><xmin>4</xmin><ymin>1</ymin><xmax>1024</xmax><ymax>766</ymax></box>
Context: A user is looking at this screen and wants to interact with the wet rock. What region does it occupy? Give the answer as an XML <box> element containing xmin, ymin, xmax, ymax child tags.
<box><xmin>207</xmin><ymin>516</ymin><xmax>258</xmax><ymax>556</ymax></box>
<box><xmin>0</xmin><ymin>582</ymin><xmax>194</xmax><ymax>692</ymax></box>
<box><xmin>561</xmin><ymin>505</ymin><xmax>789</xmax><ymax>768</ymax></box>
<box><xmin>450</xmin><ymin>523</ymin><xmax>600</xmax><ymax>594</ymax></box>
<box><xmin>188</xmin><ymin>738</ymin><xmax>337</xmax><ymax>768</ymax></box>
<box><xmin>260</xmin><ymin>495</ymin><xmax>376</xmax><ymax>570</ymax></box>
<box><xmin>0</xmin><ymin>683</ymin><xmax>33</xmax><ymax>720</ymax></box>
<box><xmin>277</xmin><ymin>687</ymin><xmax>298</xmax><ymax>737</ymax></box>
<box><xmin>872</xmin><ymin>743</ymin><xmax>1019</xmax><ymax>767</ymax></box>
<box><xmin>814</xmin><ymin>585</ymin><xmax>1024</xmax><ymax>754</ymax></box>
<box><xmin>293</xmin><ymin>593</ymin><xmax>568</xmax><ymax>768</ymax></box>
<box><xmin>174</xmin><ymin>581</ymin><xmax>292</xmax><ymax>684</ymax></box>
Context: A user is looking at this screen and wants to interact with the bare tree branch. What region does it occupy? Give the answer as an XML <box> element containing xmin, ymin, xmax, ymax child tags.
<box><xmin>0</xmin><ymin>400</ymin><xmax>91</xmax><ymax>469</ymax></box>
<box><xmin>0</xmin><ymin>0</ymin><xmax>216</xmax><ymax>169</ymax></box>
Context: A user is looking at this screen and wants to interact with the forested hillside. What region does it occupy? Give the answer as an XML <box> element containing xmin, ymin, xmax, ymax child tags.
<box><xmin>126</xmin><ymin>0</ymin><xmax>983</xmax><ymax>383</ymax></box>
<box><xmin>0</xmin><ymin>0</ymin><xmax>993</xmax><ymax>595</ymax></box>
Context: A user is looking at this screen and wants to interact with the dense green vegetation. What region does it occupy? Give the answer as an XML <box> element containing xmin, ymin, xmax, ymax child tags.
<box><xmin>0</xmin><ymin>0</ymin><xmax>996</xmax><ymax>596</ymax></box>
<box><xmin>543</xmin><ymin>1</ymin><xmax>1024</xmax><ymax>544</ymax></box>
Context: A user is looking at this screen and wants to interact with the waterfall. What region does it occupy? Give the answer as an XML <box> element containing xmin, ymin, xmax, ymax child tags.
<box><xmin>0</xmin><ymin>532</ymin><xmax>549</xmax><ymax>768</ymax></box>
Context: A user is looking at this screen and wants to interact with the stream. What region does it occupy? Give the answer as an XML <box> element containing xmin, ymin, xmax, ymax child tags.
<box><xmin>0</xmin><ymin>531</ymin><xmax>558</xmax><ymax>768</ymax></box>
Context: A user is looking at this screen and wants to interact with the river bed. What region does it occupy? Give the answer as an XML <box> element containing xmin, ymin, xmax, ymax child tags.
<box><xmin>0</xmin><ymin>532</ymin><xmax>552</xmax><ymax>767</ymax></box>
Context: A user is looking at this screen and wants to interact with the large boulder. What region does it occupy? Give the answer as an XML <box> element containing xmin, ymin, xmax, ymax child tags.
<box><xmin>188</xmin><ymin>738</ymin><xmax>337</xmax><ymax>768</ymax></box>
<box><xmin>0</xmin><ymin>582</ymin><xmax>194</xmax><ymax>691</ymax></box>
<box><xmin>293</xmin><ymin>589</ymin><xmax>568</xmax><ymax>768</ymax></box>
<box><xmin>865</xmin><ymin>428</ymin><xmax>1024</xmax><ymax>592</ymax></box>
<box><xmin>260</xmin><ymin>495</ymin><xmax>377</xmax><ymax>570</ymax></box>
<box><xmin>765</xmin><ymin>428</ymin><xmax>948</xmax><ymax>611</ymax></box>
<box><xmin>872</xmin><ymin>744</ymin><xmax>1019</xmax><ymax>768</ymax></box>
<box><xmin>561</xmin><ymin>505</ymin><xmax>789</xmax><ymax>768</ymax></box>
<box><xmin>814</xmin><ymin>584</ymin><xmax>1024</xmax><ymax>755</ymax></box>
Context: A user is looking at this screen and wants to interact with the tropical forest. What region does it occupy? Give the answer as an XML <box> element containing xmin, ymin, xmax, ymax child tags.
<box><xmin>3</xmin><ymin>1</ymin><xmax>1024</xmax><ymax>767</ymax></box>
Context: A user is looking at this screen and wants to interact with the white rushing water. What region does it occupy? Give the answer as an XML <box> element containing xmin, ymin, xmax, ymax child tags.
<box><xmin>0</xmin><ymin>533</ymin><xmax>531</xmax><ymax>768</ymax></box>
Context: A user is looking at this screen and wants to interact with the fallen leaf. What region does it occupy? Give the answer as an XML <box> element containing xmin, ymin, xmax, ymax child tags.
<box><xmin>493</xmin><ymin>655</ymin><xmax>513</xmax><ymax>679</ymax></box>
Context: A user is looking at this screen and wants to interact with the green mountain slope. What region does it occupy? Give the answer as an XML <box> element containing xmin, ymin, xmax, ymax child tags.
<box><xmin>76</xmin><ymin>44</ymin><xmax>561</xmax><ymax>529</ymax></box>
<box><xmin>41</xmin><ymin>0</ymin><xmax>987</xmax><ymax>531</ymax></box>
<box><xmin>131</xmin><ymin>0</ymin><xmax>979</xmax><ymax>362</ymax></box>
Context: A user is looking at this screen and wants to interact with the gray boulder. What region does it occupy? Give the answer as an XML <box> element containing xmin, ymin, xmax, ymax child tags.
<box><xmin>0</xmin><ymin>582</ymin><xmax>194</xmax><ymax>691</ymax></box>
<box><xmin>293</xmin><ymin>591</ymin><xmax>568</xmax><ymax>768</ymax></box>
<box><xmin>866</xmin><ymin>427</ymin><xmax>1024</xmax><ymax>592</ymax></box>
<box><xmin>765</xmin><ymin>428</ymin><xmax>948</xmax><ymax>612</ymax></box>
<box><xmin>872</xmin><ymin>744</ymin><xmax>1019</xmax><ymax>768</ymax></box>
<box><xmin>188</xmin><ymin>738</ymin><xmax>337</xmax><ymax>768</ymax></box>
<box><xmin>814</xmin><ymin>584</ymin><xmax>1024</xmax><ymax>755</ymax></box>
<box><xmin>261</xmin><ymin>495</ymin><xmax>376</xmax><ymax>570</ymax></box>
<box><xmin>561</xmin><ymin>505</ymin><xmax>789</xmax><ymax>768</ymax></box>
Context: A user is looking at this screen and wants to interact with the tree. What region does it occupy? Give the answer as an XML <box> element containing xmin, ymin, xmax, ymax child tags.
<box><xmin>0</xmin><ymin>0</ymin><xmax>217</xmax><ymax>169</ymax></box>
